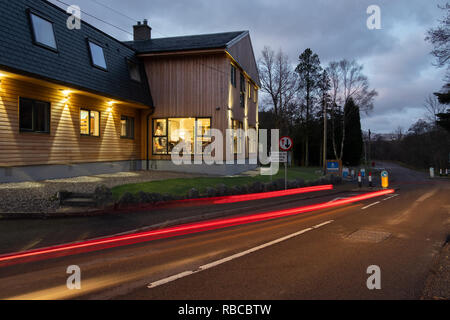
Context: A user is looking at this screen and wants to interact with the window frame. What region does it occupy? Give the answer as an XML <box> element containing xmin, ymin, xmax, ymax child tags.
<box><xmin>120</xmin><ymin>115</ymin><xmax>135</xmax><ymax>139</ymax></box>
<box><xmin>152</xmin><ymin>117</ymin><xmax>213</xmax><ymax>156</ymax></box>
<box><xmin>80</xmin><ymin>109</ymin><xmax>101</xmax><ymax>137</ymax></box>
<box><xmin>19</xmin><ymin>97</ymin><xmax>51</xmax><ymax>134</ymax></box>
<box><xmin>87</xmin><ymin>39</ymin><xmax>108</xmax><ymax>71</ymax></box>
<box><xmin>28</xmin><ymin>9</ymin><xmax>58</xmax><ymax>52</ymax></box>
<box><xmin>240</xmin><ymin>73</ymin><xmax>246</xmax><ymax>108</ymax></box>
<box><xmin>231</xmin><ymin>65</ymin><xmax>237</xmax><ymax>88</ymax></box>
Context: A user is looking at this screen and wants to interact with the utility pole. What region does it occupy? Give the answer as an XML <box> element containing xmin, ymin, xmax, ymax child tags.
<box><xmin>323</xmin><ymin>100</ymin><xmax>327</xmax><ymax>175</ymax></box>
<box><xmin>368</xmin><ymin>129</ymin><xmax>372</xmax><ymax>166</ymax></box>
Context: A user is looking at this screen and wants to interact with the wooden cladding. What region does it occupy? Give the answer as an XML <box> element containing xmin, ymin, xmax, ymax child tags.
<box><xmin>0</xmin><ymin>77</ymin><xmax>142</xmax><ymax>167</ymax></box>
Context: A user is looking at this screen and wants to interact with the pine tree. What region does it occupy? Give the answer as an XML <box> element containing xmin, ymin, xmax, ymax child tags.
<box><xmin>343</xmin><ymin>98</ymin><xmax>363</xmax><ymax>166</ymax></box>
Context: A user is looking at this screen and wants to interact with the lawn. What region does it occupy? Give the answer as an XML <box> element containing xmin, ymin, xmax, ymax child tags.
<box><xmin>112</xmin><ymin>167</ymin><xmax>322</xmax><ymax>199</ymax></box>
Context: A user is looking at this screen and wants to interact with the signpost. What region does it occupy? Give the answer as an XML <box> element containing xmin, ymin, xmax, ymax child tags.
<box><xmin>279</xmin><ymin>136</ymin><xmax>293</xmax><ymax>190</ymax></box>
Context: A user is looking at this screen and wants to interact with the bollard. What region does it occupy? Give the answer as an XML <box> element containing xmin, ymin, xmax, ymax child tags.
<box><xmin>440</xmin><ymin>169</ymin><xmax>443</xmax><ymax>177</ymax></box>
<box><xmin>358</xmin><ymin>172</ymin><xmax>362</xmax><ymax>188</ymax></box>
<box><xmin>430</xmin><ymin>167</ymin><xmax>435</xmax><ymax>178</ymax></box>
<box><xmin>369</xmin><ymin>172</ymin><xmax>373</xmax><ymax>188</ymax></box>
<box><xmin>381</xmin><ymin>170</ymin><xmax>389</xmax><ymax>189</ymax></box>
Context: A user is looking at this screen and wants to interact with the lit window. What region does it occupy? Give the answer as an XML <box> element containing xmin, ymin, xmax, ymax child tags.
<box><xmin>80</xmin><ymin>109</ymin><xmax>100</xmax><ymax>137</ymax></box>
<box><xmin>128</xmin><ymin>60</ymin><xmax>141</xmax><ymax>82</ymax></box>
<box><xmin>88</xmin><ymin>41</ymin><xmax>107</xmax><ymax>70</ymax></box>
<box><xmin>152</xmin><ymin>118</ymin><xmax>212</xmax><ymax>155</ymax></box>
<box><xmin>168</xmin><ymin>118</ymin><xmax>195</xmax><ymax>154</ymax></box>
<box><xmin>195</xmin><ymin>118</ymin><xmax>212</xmax><ymax>154</ymax></box>
<box><xmin>153</xmin><ymin>119</ymin><xmax>167</xmax><ymax>155</ymax></box>
<box><xmin>19</xmin><ymin>98</ymin><xmax>50</xmax><ymax>133</ymax></box>
<box><xmin>248</xmin><ymin>82</ymin><xmax>251</xmax><ymax>99</ymax></box>
<box><xmin>121</xmin><ymin>116</ymin><xmax>135</xmax><ymax>139</ymax></box>
<box><xmin>29</xmin><ymin>12</ymin><xmax>57</xmax><ymax>50</ymax></box>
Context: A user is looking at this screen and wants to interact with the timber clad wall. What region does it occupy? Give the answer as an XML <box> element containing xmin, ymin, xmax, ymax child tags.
<box><xmin>0</xmin><ymin>77</ymin><xmax>142</xmax><ymax>167</ymax></box>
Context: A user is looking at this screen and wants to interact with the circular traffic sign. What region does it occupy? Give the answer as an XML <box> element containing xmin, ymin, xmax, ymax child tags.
<box><xmin>381</xmin><ymin>170</ymin><xmax>388</xmax><ymax>178</ymax></box>
<box><xmin>279</xmin><ymin>136</ymin><xmax>293</xmax><ymax>151</ymax></box>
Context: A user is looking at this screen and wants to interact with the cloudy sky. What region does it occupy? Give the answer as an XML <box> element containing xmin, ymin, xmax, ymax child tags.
<box><xmin>49</xmin><ymin>0</ymin><xmax>447</xmax><ymax>133</ymax></box>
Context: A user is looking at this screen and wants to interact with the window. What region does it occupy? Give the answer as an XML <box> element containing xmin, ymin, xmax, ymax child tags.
<box><xmin>240</xmin><ymin>73</ymin><xmax>246</xmax><ymax>108</ymax></box>
<box><xmin>152</xmin><ymin>118</ymin><xmax>212</xmax><ymax>155</ymax></box>
<box><xmin>80</xmin><ymin>109</ymin><xmax>100</xmax><ymax>137</ymax></box>
<box><xmin>19</xmin><ymin>98</ymin><xmax>50</xmax><ymax>133</ymax></box>
<box><xmin>128</xmin><ymin>60</ymin><xmax>141</xmax><ymax>82</ymax></box>
<box><xmin>121</xmin><ymin>116</ymin><xmax>135</xmax><ymax>139</ymax></box>
<box><xmin>248</xmin><ymin>82</ymin><xmax>251</xmax><ymax>99</ymax></box>
<box><xmin>232</xmin><ymin>120</ymin><xmax>244</xmax><ymax>154</ymax></box>
<box><xmin>29</xmin><ymin>12</ymin><xmax>57</xmax><ymax>50</ymax></box>
<box><xmin>231</xmin><ymin>65</ymin><xmax>237</xmax><ymax>87</ymax></box>
<box><xmin>195</xmin><ymin>118</ymin><xmax>212</xmax><ymax>154</ymax></box>
<box><xmin>153</xmin><ymin>119</ymin><xmax>168</xmax><ymax>155</ymax></box>
<box><xmin>88</xmin><ymin>41</ymin><xmax>107</xmax><ymax>70</ymax></box>
<box><xmin>253</xmin><ymin>88</ymin><xmax>258</xmax><ymax>103</ymax></box>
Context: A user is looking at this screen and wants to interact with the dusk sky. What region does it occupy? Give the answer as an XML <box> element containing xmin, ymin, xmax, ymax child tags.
<box><xmin>49</xmin><ymin>0</ymin><xmax>447</xmax><ymax>133</ymax></box>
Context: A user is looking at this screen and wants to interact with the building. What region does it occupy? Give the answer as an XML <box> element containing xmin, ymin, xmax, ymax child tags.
<box><xmin>0</xmin><ymin>0</ymin><xmax>260</xmax><ymax>182</ymax></box>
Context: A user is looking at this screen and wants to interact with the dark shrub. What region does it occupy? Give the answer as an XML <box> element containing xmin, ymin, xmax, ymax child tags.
<box><xmin>215</xmin><ymin>184</ymin><xmax>227</xmax><ymax>196</ymax></box>
<box><xmin>137</xmin><ymin>191</ymin><xmax>152</xmax><ymax>203</ymax></box>
<box><xmin>150</xmin><ymin>193</ymin><xmax>163</xmax><ymax>203</ymax></box>
<box><xmin>296</xmin><ymin>179</ymin><xmax>305</xmax><ymax>188</ymax></box>
<box><xmin>119</xmin><ymin>192</ymin><xmax>136</xmax><ymax>205</ymax></box>
<box><xmin>205</xmin><ymin>187</ymin><xmax>216</xmax><ymax>198</ymax></box>
<box><xmin>94</xmin><ymin>185</ymin><xmax>113</xmax><ymax>205</ymax></box>
<box><xmin>188</xmin><ymin>188</ymin><xmax>200</xmax><ymax>199</ymax></box>
<box><xmin>275</xmin><ymin>179</ymin><xmax>285</xmax><ymax>190</ymax></box>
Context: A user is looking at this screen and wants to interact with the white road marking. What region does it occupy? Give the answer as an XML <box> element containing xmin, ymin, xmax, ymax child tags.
<box><xmin>383</xmin><ymin>194</ymin><xmax>399</xmax><ymax>201</ymax></box>
<box><xmin>328</xmin><ymin>197</ymin><xmax>348</xmax><ymax>203</ymax></box>
<box><xmin>361</xmin><ymin>201</ymin><xmax>381</xmax><ymax>210</ymax></box>
<box><xmin>147</xmin><ymin>220</ymin><xmax>334</xmax><ymax>289</ymax></box>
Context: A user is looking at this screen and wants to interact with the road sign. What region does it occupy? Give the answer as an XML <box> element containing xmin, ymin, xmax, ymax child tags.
<box><xmin>326</xmin><ymin>160</ymin><xmax>341</xmax><ymax>174</ymax></box>
<box><xmin>279</xmin><ymin>136</ymin><xmax>293</xmax><ymax>152</ymax></box>
<box><xmin>271</xmin><ymin>152</ymin><xmax>288</xmax><ymax>163</ymax></box>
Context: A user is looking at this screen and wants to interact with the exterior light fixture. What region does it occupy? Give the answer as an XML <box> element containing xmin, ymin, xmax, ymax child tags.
<box><xmin>61</xmin><ymin>90</ymin><xmax>71</xmax><ymax>97</ymax></box>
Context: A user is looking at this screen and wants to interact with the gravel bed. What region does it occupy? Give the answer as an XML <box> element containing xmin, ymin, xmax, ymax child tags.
<box><xmin>0</xmin><ymin>171</ymin><xmax>201</xmax><ymax>214</ymax></box>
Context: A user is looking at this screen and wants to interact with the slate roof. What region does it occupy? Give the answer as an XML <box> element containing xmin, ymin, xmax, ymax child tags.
<box><xmin>125</xmin><ymin>31</ymin><xmax>249</xmax><ymax>54</ymax></box>
<box><xmin>0</xmin><ymin>0</ymin><xmax>153</xmax><ymax>107</ymax></box>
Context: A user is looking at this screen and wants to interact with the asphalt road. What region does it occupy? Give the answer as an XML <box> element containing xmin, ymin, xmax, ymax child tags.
<box><xmin>0</xmin><ymin>162</ymin><xmax>448</xmax><ymax>300</ymax></box>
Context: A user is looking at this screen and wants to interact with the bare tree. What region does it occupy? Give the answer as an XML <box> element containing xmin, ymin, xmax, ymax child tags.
<box><xmin>326</xmin><ymin>59</ymin><xmax>378</xmax><ymax>160</ymax></box>
<box><xmin>258</xmin><ymin>47</ymin><xmax>297</xmax><ymax>130</ymax></box>
<box><xmin>424</xmin><ymin>94</ymin><xmax>447</xmax><ymax>123</ymax></box>
<box><xmin>425</xmin><ymin>4</ymin><xmax>450</xmax><ymax>68</ymax></box>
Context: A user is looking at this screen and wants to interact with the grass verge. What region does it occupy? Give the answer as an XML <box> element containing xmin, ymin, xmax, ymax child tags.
<box><xmin>112</xmin><ymin>167</ymin><xmax>322</xmax><ymax>199</ymax></box>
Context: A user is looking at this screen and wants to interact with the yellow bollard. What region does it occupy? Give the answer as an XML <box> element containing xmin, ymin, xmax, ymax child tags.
<box><xmin>381</xmin><ymin>171</ymin><xmax>389</xmax><ymax>189</ymax></box>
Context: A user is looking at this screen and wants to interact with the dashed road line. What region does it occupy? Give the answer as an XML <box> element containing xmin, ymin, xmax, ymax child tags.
<box><xmin>361</xmin><ymin>201</ymin><xmax>381</xmax><ymax>210</ymax></box>
<box><xmin>383</xmin><ymin>194</ymin><xmax>399</xmax><ymax>201</ymax></box>
<box><xmin>147</xmin><ymin>220</ymin><xmax>334</xmax><ymax>289</ymax></box>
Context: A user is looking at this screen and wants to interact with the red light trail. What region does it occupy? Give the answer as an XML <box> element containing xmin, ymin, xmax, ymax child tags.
<box><xmin>165</xmin><ymin>185</ymin><xmax>334</xmax><ymax>207</ymax></box>
<box><xmin>0</xmin><ymin>189</ymin><xmax>394</xmax><ymax>267</ymax></box>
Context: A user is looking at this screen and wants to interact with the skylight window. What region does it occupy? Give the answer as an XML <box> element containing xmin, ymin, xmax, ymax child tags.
<box><xmin>128</xmin><ymin>60</ymin><xmax>141</xmax><ymax>82</ymax></box>
<box><xmin>88</xmin><ymin>41</ymin><xmax>107</xmax><ymax>70</ymax></box>
<box><xmin>29</xmin><ymin>12</ymin><xmax>57</xmax><ymax>50</ymax></box>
